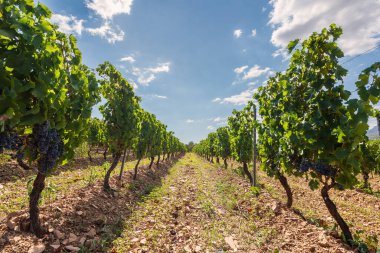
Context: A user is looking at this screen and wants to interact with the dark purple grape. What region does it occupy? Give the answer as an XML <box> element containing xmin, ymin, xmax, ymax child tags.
<box><xmin>299</xmin><ymin>158</ymin><xmax>311</xmax><ymax>173</ymax></box>
<box><xmin>0</xmin><ymin>131</ymin><xmax>22</xmax><ymax>152</ymax></box>
<box><xmin>29</xmin><ymin>122</ymin><xmax>64</xmax><ymax>173</ymax></box>
<box><xmin>311</xmin><ymin>160</ymin><xmax>336</xmax><ymax>177</ymax></box>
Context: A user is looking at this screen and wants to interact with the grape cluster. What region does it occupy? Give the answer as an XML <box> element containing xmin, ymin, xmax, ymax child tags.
<box><xmin>299</xmin><ymin>158</ymin><xmax>336</xmax><ymax>177</ymax></box>
<box><xmin>313</xmin><ymin>160</ymin><xmax>335</xmax><ymax>176</ymax></box>
<box><xmin>299</xmin><ymin>158</ymin><xmax>312</xmax><ymax>173</ymax></box>
<box><xmin>29</xmin><ymin>122</ymin><xmax>64</xmax><ymax>173</ymax></box>
<box><xmin>0</xmin><ymin>131</ymin><xmax>22</xmax><ymax>153</ymax></box>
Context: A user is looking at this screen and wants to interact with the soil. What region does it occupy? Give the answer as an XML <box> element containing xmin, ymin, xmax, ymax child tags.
<box><xmin>0</xmin><ymin>154</ymin><xmax>377</xmax><ymax>252</ymax></box>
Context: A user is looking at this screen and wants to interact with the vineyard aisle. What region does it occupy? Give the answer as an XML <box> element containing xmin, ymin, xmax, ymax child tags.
<box><xmin>112</xmin><ymin>153</ymin><xmax>352</xmax><ymax>253</ymax></box>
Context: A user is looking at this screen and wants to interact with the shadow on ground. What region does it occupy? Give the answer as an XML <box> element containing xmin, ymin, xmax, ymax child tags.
<box><xmin>0</xmin><ymin>155</ymin><xmax>184</xmax><ymax>253</ymax></box>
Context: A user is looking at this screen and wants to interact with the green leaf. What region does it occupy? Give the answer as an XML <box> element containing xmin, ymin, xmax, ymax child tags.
<box><xmin>31</xmin><ymin>85</ymin><xmax>46</xmax><ymax>99</ymax></box>
<box><xmin>20</xmin><ymin>113</ymin><xmax>45</xmax><ymax>126</ymax></box>
<box><xmin>5</xmin><ymin>107</ymin><xmax>15</xmax><ymax>118</ymax></box>
<box><xmin>287</xmin><ymin>39</ymin><xmax>299</xmax><ymax>53</ymax></box>
<box><xmin>308</xmin><ymin>179</ymin><xmax>319</xmax><ymax>190</ymax></box>
<box><xmin>355</xmin><ymin>122</ymin><xmax>368</xmax><ymax>135</ymax></box>
<box><xmin>36</xmin><ymin>3</ymin><xmax>52</xmax><ymax>17</ymax></box>
<box><xmin>0</xmin><ymin>29</ymin><xmax>14</xmax><ymax>39</ymax></box>
<box><xmin>335</xmin><ymin>148</ymin><xmax>349</xmax><ymax>160</ymax></box>
<box><xmin>39</xmin><ymin>19</ymin><xmax>53</xmax><ymax>32</ymax></box>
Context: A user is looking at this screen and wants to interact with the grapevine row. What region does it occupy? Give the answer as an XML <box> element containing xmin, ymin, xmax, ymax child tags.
<box><xmin>0</xmin><ymin>0</ymin><xmax>185</xmax><ymax>237</ymax></box>
<box><xmin>194</xmin><ymin>24</ymin><xmax>380</xmax><ymax>250</ymax></box>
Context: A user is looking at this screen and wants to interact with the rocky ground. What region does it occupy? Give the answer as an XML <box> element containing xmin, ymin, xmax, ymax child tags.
<box><xmin>0</xmin><ymin>155</ymin><xmax>176</xmax><ymax>253</ymax></box>
<box><xmin>0</xmin><ymin>153</ymin><xmax>378</xmax><ymax>252</ymax></box>
<box><xmin>112</xmin><ymin>154</ymin><xmax>352</xmax><ymax>252</ymax></box>
<box><xmin>253</xmin><ymin>165</ymin><xmax>380</xmax><ymax>250</ymax></box>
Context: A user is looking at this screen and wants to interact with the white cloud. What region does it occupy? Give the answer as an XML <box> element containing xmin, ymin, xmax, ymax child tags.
<box><xmin>269</xmin><ymin>0</ymin><xmax>380</xmax><ymax>57</ymax></box>
<box><xmin>212</xmin><ymin>98</ymin><xmax>221</xmax><ymax>103</ymax></box>
<box><xmin>120</xmin><ymin>56</ymin><xmax>135</xmax><ymax>63</ymax></box>
<box><xmin>85</xmin><ymin>0</ymin><xmax>132</xmax><ymax>43</ymax></box>
<box><xmin>242</xmin><ymin>65</ymin><xmax>271</xmax><ymax>80</ymax></box>
<box><xmin>186</xmin><ymin>119</ymin><xmax>194</xmax><ymax>123</ymax></box>
<box><xmin>51</xmin><ymin>1</ymin><xmax>133</xmax><ymax>44</ymax></box>
<box><xmin>216</xmin><ymin>121</ymin><xmax>227</xmax><ymax>126</ymax></box>
<box><xmin>141</xmin><ymin>94</ymin><xmax>167</xmax><ymax>99</ymax></box>
<box><xmin>207</xmin><ymin>125</ymin><xmax>215</xmax><ymax>130</ymax></box>
<box><xmin>234</xmin><ymin>65</ymin><xmax>248</xmax><ymax>74</ymax></box>
<box><xmin>232</xmin><ymin>65</ymin><xmax>271</xmax><ymax>86</ymax></box>
<box><xmin>152</xmin><ymin>94</ymin><xmax>167</xmax><ymax>99</ymax></box>
<box><xmin>87</xmin><ymin>22</ymin><xmax>124</xmax><ymax>43</ymax></box>
<box><xmin>213</xmin><ymin>117</ymin><xmax>226</xmax><ymax>122</ymax></box>
<box><xmin>51</xmin><ymin>14</ymin><xmax>125</xmax><ymax>43</ymax></box>
<box><xmin>148</xmin><ymin>62</ymin><xmax>170</xmax><ymax>73</ymax></box>
<box><xmin>132</xmin><ymin>62</ymin><xmax>171</xmax><ymax>86</ymax></box>
<box><xmin>86</xmin><ymin>0</ymin><xmax>133</xmax><ymax>20</ymax></box>
<box><xmin>50</xmin><ymin>14</ymin><xmax>84</xmax><ymax>35</ymax></box>
<box><xmin>137</xmin><ymin>73</ymin><xmax>155</xmax><ymax>85</ymax></box>
<box><xmin>248</xmin><ymin>80</ymin><xmax>259</xmax><ymax>87</ymax></box>
<box><xmin>233</xmin><ymin>29</ymin><xmax>243</xmax><ymax>38</ymax></box>
<box><xmin>251</xmin><ymin>29</ymin><xmax>257</xmax><ymax>37</ymax></box>
<box><xmin>217</xmin><ymin>88</ymin><xmax>257</xmax><ymax>105</ymax></box>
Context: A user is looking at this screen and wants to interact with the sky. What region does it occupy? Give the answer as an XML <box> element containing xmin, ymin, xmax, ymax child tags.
<box><xmin>41</xmin><ymin>0</ymin><xmax>380</xmax><ymax>143</ymax></box>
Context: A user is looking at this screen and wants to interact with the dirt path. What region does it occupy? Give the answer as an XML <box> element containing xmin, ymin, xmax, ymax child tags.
<box><xmin>112</xmin><ymin>154</ymin><xmax>352</xmax><ymax>252</ymax></box>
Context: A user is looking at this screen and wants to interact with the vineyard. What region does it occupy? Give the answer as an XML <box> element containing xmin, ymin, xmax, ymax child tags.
<box><xmin>0</xmin><ymin>1</ymin><xmax>380</xmax><ymax>253</ymax></box>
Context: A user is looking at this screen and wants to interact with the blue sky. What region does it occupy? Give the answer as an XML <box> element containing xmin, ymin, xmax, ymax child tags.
<box><xmin>42</xmin><ymin>0</ymin><xmax>380</xmax><ymax>143</ymax></box>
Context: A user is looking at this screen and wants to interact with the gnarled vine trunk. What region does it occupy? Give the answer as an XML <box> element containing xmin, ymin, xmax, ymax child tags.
<box><xmin>88</xmin><ymin>145</ymin><xmax>93</xmax><ymax>162</ymax></box>
<box><xmin>224</xmin><ymin>158</ymin><xmax>228</xmax><ymax>169</ymax></box>
<box><xmin>216</xmin><ymin>157</ymin><xmax>220</xmax><ymax>164</ymax></box>
<box><xmin>29</xmin><ymin>172</ymin><xmax>46</xmax><ymax>237</ymax></box>
<box><xmin>149</xmin><ymin>156</ymin><xmax>154</xmax><ymax>170</ymax></box>
<box><xmin>118</xmin><ymin>148</ymin><xmax>127</xmax><ymax>180</ymax></box>
<box><xmin>362</xmin><ymin>171</ymin><xmax>370</xmax><ymax>189</ymax></box>
<box><xmin>156</xmin><ymin>155</ymin><xmax>160</xmax><ymax>166</ymax></box>
<box><xmin>277</xmin><ymin>172</ymin><xmax>293</xmax><ymax>208</ymax></box>
<box><xmin>133</xmin><ymin>158</ymin><xmax>141</xmax><ymax>180</ymax></box>
<box><xmin>17</xmin><ymin>156</ymin><xmax>33</xmax><ymax>171</ymax></box>
<box><xmin>321</xmin><ymin>182</ymin><xmax>353</xmax><ymax>244</ymax></box>
<box><xmin>103</xmin><ymin>145</ymin><xmax>108</xmax><ymax>161</ymax></box>
<box><xmin>243</xmin><ymin>162</ymin><xmax>253</xmax><ymax>186</ymax></box>
<box><xmin>103</xmin><ymin>152</ymin><xmax>121</xmax><ymax>191</ymax></box>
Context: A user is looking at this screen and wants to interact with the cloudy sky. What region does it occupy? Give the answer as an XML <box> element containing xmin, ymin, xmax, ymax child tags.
<box><xmin>43</xmin><ymin>0</ymin><xmax>380</xmax><ymax>143</ymax></box>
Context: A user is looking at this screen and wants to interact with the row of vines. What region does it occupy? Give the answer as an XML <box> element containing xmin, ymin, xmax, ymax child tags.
<box><xmin>0</xmin><ymin>0</ymin><xmax>186</xmax><ymax>238</ymax></box>
<box><xmin>193</xmin><ymin>24</ymin><xmax>380</xmax><ymax>251</ymax></box>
